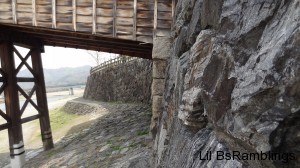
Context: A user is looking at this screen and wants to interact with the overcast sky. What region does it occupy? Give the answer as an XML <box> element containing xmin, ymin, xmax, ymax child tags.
<box><xmin>14</xmin><ymin>45</ymin><xmax>118</xmax><ymax>69</ymax></box>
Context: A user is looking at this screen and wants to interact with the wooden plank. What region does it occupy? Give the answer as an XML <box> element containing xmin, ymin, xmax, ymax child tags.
<box><xmin>96</xmin><ymin>8</ymin><xmax>113</xmax><ymax>17</ymax></box>
<box><xmin>96</xmin><ymin>16</ymin><xmax>113</xmax><ymax>25</ymax></box>
<box><xmin>112</xmin><ymin>0</ymin><xmax>117</xmax><ymax>37</ymax></box>
<box><xmin>116</xmin><ymin>17</ymin><xmax>133</xmax><ymax>26</ymax></box>
<box><xmin>56</xmin><ymin>6</ymin><xmax>72</xmax><ymax>14</ymax></box>
<box><xmin>16</xmin><ymin>0</ymin><xmax>32</xmax><ymax>4</ymax></box>
<box><xmin>36</xmin><ymin>13</ymin><xmax>52</xmax><ymax>22</ymax></box>
<box><xmin>117</xmin><ymin>0</ymin><xmax>133</xmax><ymax>9</ymax></box>
<box><xmin>137</xmin><ymin>2</ymin><xmax>154</xmax><ymax>10</ymax></box>
<box><xmin>56</xmin><ymin>22</ymin><xmax>73</xmax><ymax>30</ymax></box>
<box><xmin>17</xmin><ymin>77</ymin><xmax>36</xmax><ymax>82</ymax></box>
<box><xmin>92</xmin><ymin>0</ymin><xmax>96</xmax><ymax>34</ymax></box>
<box><xmin>32</xmin><ymin>0</ymin><xmax>37</xmax><ymax>26</ymax></box>
<box><xmin>137</xmin><ymin>10</ymin><xmax>154</xmax><ymax>19</ymax></box>
<box><xmin>133</xmin><ymin>0</ymin><xmax>137</xmax><ymax>40</ymax></box>
<box><xmin>77</xmin><ymin>22</ymin><xmax>93</xmax><ymax>32</ymax></box>
<box><xmin>12</xmin><ymin>0</ymin><xmax>17</xmax><ymax>23</ymax></box>
<box><xmin>0</xmin><ymin>123</ymin><xmax>10</xmax><ymax>131</ymax></box>
<box><xmin>52</xmin><ymin>0</ymin><xmax>56</xmax><ymax>28</ymax></box>
<box><xmin>36</xmin><ymin>4</ymin><xmax>52</xmax><ymax>13</ymax></box>
<box><xmin>96</xmin><ymin>24</ymin><xmax>113</xmax><ymax>33</ymax></box>
<box><xmin>77</xmin><ymin>6</ymin><xmax>93</xmax><ymax>15</ymax></box>
<box><xmin>72</xmin><ymin>0</ymin><xmax>76</xmax><ymax>31</ymax></box>
<box><xmin>17</xmin><ymin>12</ymin><xmax>33</xmax><ymax>20</ymax></box>
<box><xmin>36</xmin><ymin>21</ymin><xmax>52</xmax><ymax>28</ymax></box>
<box><xmin>116</xmin><ymin>9</ymin><xmax>133</xmax><ymax>17</ymax></box>
<box><xmin>157</xmin><ymin>2</ymin><xmax>172</xmax><ymax>12</ymax></box>
<box><xmin>0</xmin><ymin>109</ymin><xmax>10</xmax><ymax>122</ymax></box>
<box><xmin>77</xmin><ymin>0</ymin><xmax>93</xmax><ymax>6</ymax></box>
<box><xmin>157</xmin><ymin>11</ymin><xmax>172</xmax><ymax>20</ymax></box>
<box><xmin>56</xmin><ymin>0</ymin><xmax>71</xmax><ymax>6</ymax></box>
<box><xmin>36</xmin><ymin>0</ymin><xmax>52</xmax><ymax>5</ymax></box>
<box><xmin>21</xmin><ymin>114</ymin><xmax>40</xmax><ymax>124</ymax></box>
<box><xmin>16</xmin><ymin>4</ymin><xmax>32</xmax><ymax>12</ymax></box>
<box><xmin>77</xmin><ymin>15</ymin><xmax>93</xmax><ymax>23</ymax></box>
<box><xmin>153</xmin><ymin>0</ymin><xmax>158</xmax><ymax>38</ymax></box>
<box><xmin>0</xmin><ymin>11</ymin><xmax>13</xmax><ymax>20</ymax></box>
<box><xmin>136</xmin><ymin>27</ymin><xmax>153</xmax><ymax>36</ymax></box>
<box><xmin>157</xmin><ymin>19</ymin><xmax>172</xmax><ymax>29</ymax></box>
<box><xmin>0</xmin><ymin>3</ymin><xmax>11</xmax><ymax>11</ymax></box>
<box><xmin>137</xmin><ymin>18</ymin><xmax>153</xmax><ymax>27</ymax></box>
<box><xmin>56</xmin><ymin>13</ymin><xmax>72</xmax><ymax>22</ymax></box>
<box><xmin>117</xmin><ymin>34</ymin><xmax>133</xmax><ymax>40</ymax></box>
<box><xmin>117</xmin><ymin>25</ymin><xmax>133</xmax><ymax>34</ymax></box>
<box><xmin>0</xmin><ymin>42</ymin><xmax>24</xmax><ymax>155</ymax></box>
<box><xmin>31</xmin><ymin>48</ymin><xmax>54</xmax><ymax>150</ymax></box>
<box><xmin>172</xmin><ymin>0</ymin><xmax>175</xmax><ymax>18</ymax></box>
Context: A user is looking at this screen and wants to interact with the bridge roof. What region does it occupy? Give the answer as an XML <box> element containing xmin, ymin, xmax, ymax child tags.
<box><xmin>0</xmin><ymin>0</ymin><xmax>174</xmax><ymax>59</ymax></box>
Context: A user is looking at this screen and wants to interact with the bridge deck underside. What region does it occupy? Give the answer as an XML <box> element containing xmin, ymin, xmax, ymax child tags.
<box><xmin>0</xmin><ymin>0</ymin><xmax>174</xmax><ymax>58</ymax></box>
<box><xmin>0</xmin><ymin>24</ymin><xmax>153</xmax><ymax>59</ymax></box>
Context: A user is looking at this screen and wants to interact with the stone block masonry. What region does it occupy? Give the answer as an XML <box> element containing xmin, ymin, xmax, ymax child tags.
<box><xmin>83</xmin><ymin>58</ymin><xmax>152</xmax><ymax>104</ymax></box>
<box><xmin>150</xmin><ymin>37</ymin><xmax>171</xmax><ymax>138</ymax></box>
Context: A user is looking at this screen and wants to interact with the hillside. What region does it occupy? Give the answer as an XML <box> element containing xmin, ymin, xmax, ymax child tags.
<box><xmin>18</xmin><ymin>65</ymin><xmax>91</xmax><ymax>88</ymax></box>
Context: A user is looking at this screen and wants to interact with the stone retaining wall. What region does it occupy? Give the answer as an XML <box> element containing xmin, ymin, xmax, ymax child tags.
<box><xmin>83</xmin><ymin>58</ymin><xmax>152</xmax><ymax>104</ymax></box>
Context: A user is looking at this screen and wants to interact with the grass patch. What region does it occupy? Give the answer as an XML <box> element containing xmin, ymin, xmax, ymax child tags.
<box><xmin>137</xmin><ymin>130</ymin><xmax>148</xmax><ymax>136</ymax></box>
<box><xmin>49</xmin><ymin>107</ymin><xmax>79</xmax><ymax>131</ymax></box>
<box><xmin>111</xmin><ymin>145</ymin><xmax>122</xmax><ymax>151</ymax></box>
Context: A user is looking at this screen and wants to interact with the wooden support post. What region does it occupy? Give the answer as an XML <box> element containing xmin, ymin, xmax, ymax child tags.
<box><xmin>31</xmin><ymin>48</ymin><xmax>54</xmax><ymax>150</ymax></box>
<box><xmin>153</xmin><ymin>0</ymin><xmax>158</xmax><ymax>38</ymax></box>
<box><xmin>0</xmin><ymin>42</ymin><xmax>25</xmax><ymax>168</ymax></box>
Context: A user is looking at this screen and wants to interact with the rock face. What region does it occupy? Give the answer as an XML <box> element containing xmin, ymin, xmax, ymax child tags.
<box><xmin>84</xmin><ymin>59</ymin><xmax>152</xmax><ymax>104</ymax></box>
<box><xmin>154</xmin><ymin>0</ymin><xmax>300</xmax><ymax>168</ymax></box>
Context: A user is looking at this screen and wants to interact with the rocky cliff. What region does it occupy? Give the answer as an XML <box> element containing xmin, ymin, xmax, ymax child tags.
<box><xmin>154</xmin><ymin>0</ymin><xmax>300</xmax><ymax>167</ymax></box>
<box><xmin>83</xmin><ymin>59</ymin><xmax>152</xmax><ymax>104</ymax></box>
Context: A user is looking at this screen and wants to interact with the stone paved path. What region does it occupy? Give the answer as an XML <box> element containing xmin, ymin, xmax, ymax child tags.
<box><xmin>22</xmin><ymin>99</ymin><xmax>153</xmax><ymax>168</ymax></box>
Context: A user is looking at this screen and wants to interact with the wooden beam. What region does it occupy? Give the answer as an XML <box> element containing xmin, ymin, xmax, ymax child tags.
<box><xmin>72</xmin><ymin>0</ymin><xmax>77</xmax><ymax>31</ymax></box>
<box><xmin>0</xmin><ymin>123</ymin><xmax>10</xmax><ymax>131</ymax></box>
<box><xmin>16</xmin><ymin>77</ymin><xmax>36</xmax><ymax>82</ymax></box>
<box><xmin>21</xmin><ymin>114</ymin><xmax>40</xmax><ymax>124</ymax></box>
<box><xmin>52</xmin><ymin>0</ymin><xmax>56</xmax><ymax>28</ymax></box>
<box><xmin>112</xmin><ymin>0</ymin><xmax>117</xmax><ymax>37</ymax></box>
<box><xmin>92</xmin><ymin>0</ymin><xmax>97</xmax><ymax>34</ymax></box>
<box><xmin>0</xmin><ymin>109</ymin><xmax>10</xmax><ymax>122</ymax></box>
<box><xmin>0</xmin><ymin>42</ymin><xmax>25</xmax><ymax>165</ymax></box>
<box><xmin>12</xmin><ymin>0</ymin><xmax>17</xmax><ymax>24</ymax></box>
<box><xmin>32</xmin><ymin>0</ymin><xmax>37</xmax><ymax>26</ymax></box>
<box><xmin>31</xmin><ymin>48</ymin><xmax>54</xmax><ymax>150</ymax></box>
<box><xmin>133</xmin><ymin>0</ymin><xmax>137</xmax><ymax>40</ymax></box>
<box><xmin>153</xmin><ymin>0</ymin><xmax>158</xmax><ymax>38</ymax></box>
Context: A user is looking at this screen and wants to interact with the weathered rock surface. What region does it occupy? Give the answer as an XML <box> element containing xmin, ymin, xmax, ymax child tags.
<box><xmin>24</xmin><ymin>100</ymin><xmax>153</xmax><ymax>168</ymax></box>
<box><xmin>84</xmin><ymin>59</ymin><xmax>152</xmax><ymax>104</ymax></box>
<box><xmin>154</xmin><ymin>0</ymin><xmax>300</xmax><ymax>167</ymax></box>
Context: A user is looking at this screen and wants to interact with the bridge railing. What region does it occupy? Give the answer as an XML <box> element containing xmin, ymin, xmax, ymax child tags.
<box><xmin>90</xmin><ymin>56</ymin><xmax>138</xmax><ymax>74</ymax></box>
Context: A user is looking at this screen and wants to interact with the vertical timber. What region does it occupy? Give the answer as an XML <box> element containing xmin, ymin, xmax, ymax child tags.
<box><xmin>0</xmin><ymin>42</ymin><xmax>25</xmax><ymax>168</ymax></box>
<box><xmin>52</xmin><ymin>0</ymin><xmax>56</xmax><ymax>28</ymax></box>
<box><xmin>31</xmin><ymin>48</ymin><xmax>54</xmax><ymax>150</ymax></box>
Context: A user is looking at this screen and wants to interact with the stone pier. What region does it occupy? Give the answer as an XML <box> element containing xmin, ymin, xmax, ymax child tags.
<box><xmin>150</xmin><ymin>37</ymin><xmax>171</xmax><ymax>138</ymax></box>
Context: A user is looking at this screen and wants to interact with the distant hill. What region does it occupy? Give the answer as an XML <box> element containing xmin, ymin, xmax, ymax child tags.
<box><xmin>18</xmin><ymin>65</ymin><xmax>91</xmax><ymax>89</ymax></box>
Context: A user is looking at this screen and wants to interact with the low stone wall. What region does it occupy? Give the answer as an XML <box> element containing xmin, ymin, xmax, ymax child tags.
<box><xmin>83</xmin><ymin>59</ymin><xmax>152</xmax><ymax>104</ymax></box>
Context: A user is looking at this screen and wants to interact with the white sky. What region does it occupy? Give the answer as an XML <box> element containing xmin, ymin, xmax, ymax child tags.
<box><xmin>14</xmin><ymin>45</ymin><xmax>119</xmax><ymax>69</ymax></box>
<box><xmin>42</xmin><ymin>46</ymin><xmax>118</xmax><ymax>69</ymax></box>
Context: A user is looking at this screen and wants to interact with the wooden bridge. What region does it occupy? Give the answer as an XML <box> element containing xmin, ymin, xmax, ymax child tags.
<box><xmin>0</xmin><ymin>0</ymin><xmax>174</xmax><ymax>58</ymax></box>
<box><xmin>0</xmin><ymin>0</ymin><xmax>174</xmax><ymax>167</ymax></box>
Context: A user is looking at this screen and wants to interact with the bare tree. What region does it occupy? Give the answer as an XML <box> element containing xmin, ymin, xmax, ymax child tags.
<box><xmin>87</xmin><ymin>51</ymin><xmax>101</xmax><ymax>65</ymax></box>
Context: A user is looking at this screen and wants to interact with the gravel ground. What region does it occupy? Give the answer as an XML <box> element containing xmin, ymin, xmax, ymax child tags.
<box><xmin>22</xmin><ymin>98</ymin><xmax>153</xmax><ymax>168</ymax></box>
